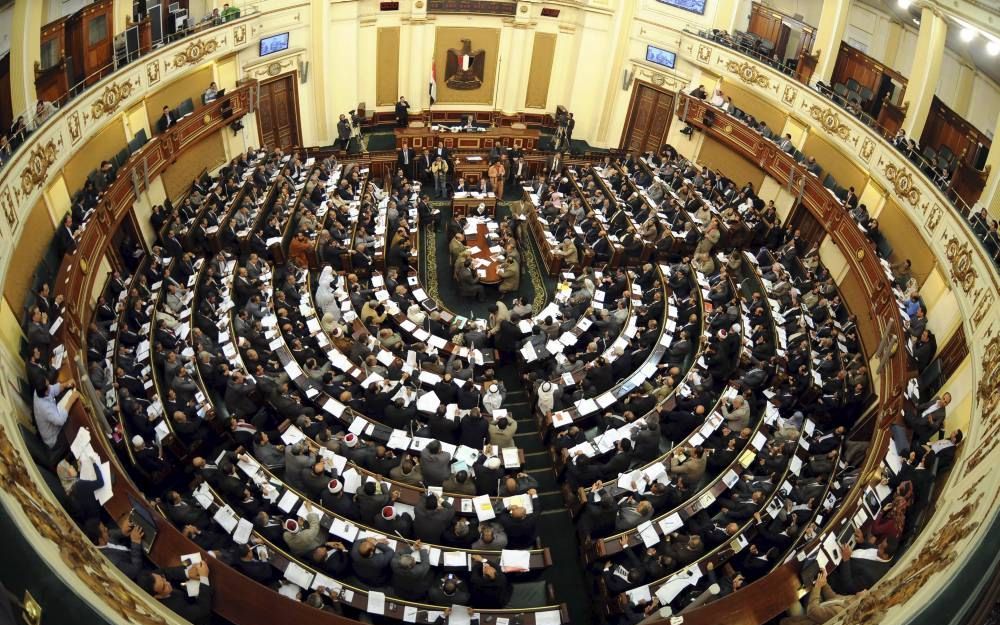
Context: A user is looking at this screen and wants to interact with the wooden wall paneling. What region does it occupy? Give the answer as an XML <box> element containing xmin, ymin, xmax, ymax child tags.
<box><xmin>524</xmin><ymin>32</ymin><xmax>556</xmax><ymax>109</ymax></box>
<box><xmin>936</xmin><ymin>327</ymin><xmax>969</xmax><ymax>384</ymax></box>
<box><xmin>0</xmin><ymin>53</ymin><xmax>11</xmax><ymax>133</ymax></box>
<box><xmin>748</xmin><ymin>4</ymin><xmax>783</xmax><ymax>45</ymax></box>
<box><xmin>921</xmin><ymin>96</ymin><xmax>991</xmax><ymax>168</ymax></box>
<box><xmin>78</xmin><ymin>0</ymin><xmax>114</xmax><ymax>86</ymax></box>
<box><xmin>376</xmin><ymin>27</ymin><xmax>400</xmax><ymax>106</ymax></box>
<box><xmin>36</xmin><ymin>19</ymin><xmax>70</xmax><ymax>103</ymax></box>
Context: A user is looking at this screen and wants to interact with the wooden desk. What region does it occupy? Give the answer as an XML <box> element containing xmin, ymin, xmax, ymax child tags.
<box><xmin>465</xmin><ymin>220</ymin><xmax>502</xmax><ymax>284</ymax></box>
<box><xmin>452</xmin><ymin>193</ymin><xmax>498</xmax><ymax>218</ymax></box>
<box><xmin>455</xmin><ymin>156</ymin><xmax>488</xmax><ymax>184</ymax></box>
<box><xmin>395</xmin><ymin>126</ymin><xmax>541</xmax><ymax>151</ymax></box>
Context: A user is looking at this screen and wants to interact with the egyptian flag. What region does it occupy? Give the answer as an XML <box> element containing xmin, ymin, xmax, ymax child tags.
<box><xmin>429</xmin><ymin>60</ymin><xmax>438</xmax><ymax>104</ymax></box>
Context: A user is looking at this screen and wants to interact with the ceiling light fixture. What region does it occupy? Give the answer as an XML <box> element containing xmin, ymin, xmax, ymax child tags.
<box><xmin>987</xmin><ymin>40</ymin><xmax>1000</xmax><ymax>56</ymax></box>
<box><xmin>897</xmin><ymin>0</ymin><xmax>911</xmax><ymax>8</ymax></box>
<box><xmin>960</xmin><ymin>27</ymin><xmax>977</xmax><ymax>42</ymax></box>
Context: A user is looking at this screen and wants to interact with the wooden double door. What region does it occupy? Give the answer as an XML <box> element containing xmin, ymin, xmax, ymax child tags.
<box><xmin>256</xmin><ymin>74</ymin><xmax>301</xmax><ymax>152</ymax></box>
<box><xmin>620</xmin><ymin>81</ymin><xmax>675</xmax><ymax>154</ymax></box>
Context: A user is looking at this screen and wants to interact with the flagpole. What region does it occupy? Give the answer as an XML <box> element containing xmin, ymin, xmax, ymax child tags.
<box><xmin>493</xmin><ymin>53</ymin><xmax>502</xmax><ymax>121</ymax></box>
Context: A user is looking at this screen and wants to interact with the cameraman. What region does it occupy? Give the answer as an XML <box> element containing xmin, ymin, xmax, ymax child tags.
<box><xmin>336</xmin><ymin>114</ymin><xmax>351</xmax><ymax>151</ymax></box>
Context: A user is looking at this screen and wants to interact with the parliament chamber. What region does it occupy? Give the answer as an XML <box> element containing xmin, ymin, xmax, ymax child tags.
<box><xmin>0</xmin><ymin>1</ymin><xmax>999</xmax><ymax>625</ymax></box>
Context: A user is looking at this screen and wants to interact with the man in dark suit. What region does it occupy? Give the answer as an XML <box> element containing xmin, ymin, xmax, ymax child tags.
<box><xmin>55</xmin><ymin>214</ymin><xmax>78</xmax><ymax>256</ymax></box>
<box><xmin>336</xmin><ymin>114</ymin><xmax>352</xmax><ymax>150</ymax></box>
<box><xmin>398</xmin><ymin>141</ymin><xmax>416</xmax><ymax>179</ymax></box>
<box><xmin>905</xmin><ymin>393</ymin><xmax>950</xmax><ymax>446</ymax></box>
<box><xmin>395</xmin><ymin>97</ymin><xmax>410</xmax><ymax>127</ymax></box>
<box><xmin>829</xmin><ymin>535</ymin><xmax>896</xmax><ymax>594</ymax></box>
<box><xmin>157</xmin><ymin>106</ymin><xmax>176</xmax><ymax>133</ymax></box>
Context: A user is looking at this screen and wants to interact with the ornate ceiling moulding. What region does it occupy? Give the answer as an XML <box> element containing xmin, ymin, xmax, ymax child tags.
<box><xmin>880</xmin><ymin>160</ymin><xmax>921</xmax><ymax>207</ymax></box>
<box><xmin>18</xmin><ymin>139</ymin><xmax>61</xmax><ymax>200</ymax></box>
<box><xmin>807</xmin><ymin>105</ymin><xmax>851</xmax><ymax>141</ymax></box>
<box><xmin>0</xmin><ymin>426</ymin><xmax>169</xmax><ymax>625</ymax></box>
<box><xmin>168</xmin><ymin>35</ymin><xmax>226</xmax><ymax>71</ymax></box>
<box><xmin>944</xmin><ymin>236</ymin><xmax>979</xmax><ymax>295</ymax></box>
<box><xmin>724</xmin><ymin>59</ymin><xmax>769</xmax><ymax>89</ymax></box>
<box><xmin>89</xmin><ymin>78</ymin><xmax>139</xmax><ymax>121</ymax></box>
<box><xmin>838</xmin><ymin>491</ymin><xmax>983</xmax><ymax>625</ymax></box>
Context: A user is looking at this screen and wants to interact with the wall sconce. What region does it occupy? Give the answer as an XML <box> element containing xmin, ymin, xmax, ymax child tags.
<box><xmin>23</xmin><ymin>591</ymin><xmax>41</xmax><ymax>625</ymax></box>
<box><xmin>622</xmin><ymin>68</ymin><xmax>634</xmax><ymax>91</ymax></box>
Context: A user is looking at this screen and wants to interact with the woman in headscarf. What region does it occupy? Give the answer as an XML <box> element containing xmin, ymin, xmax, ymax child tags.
<box><xmin>57</xmin><ymin>457</ymin><xmax>105</xmax><ymax>523</ymax></box>
<box><xmin>314</xmin><ymin>265</ymin><xmax>338</xmax><ymax>316</ymax></box>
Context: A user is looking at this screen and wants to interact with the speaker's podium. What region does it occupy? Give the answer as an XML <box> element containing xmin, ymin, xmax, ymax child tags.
<box><xmin>455</xmin><ymin>155</ymin><xmax>488</xmax><ymax>185</ymax></box>
<box><xmin>452</xmin><ymin>192</ymin><xmax>498</xmax><ymax>218</ymax></box>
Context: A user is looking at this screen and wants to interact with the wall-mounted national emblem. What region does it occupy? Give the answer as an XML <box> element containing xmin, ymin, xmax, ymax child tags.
<box><xmin>445</xmin><ymin>39</ymin><xmax>485</xmax><ymax>90</ymax></box>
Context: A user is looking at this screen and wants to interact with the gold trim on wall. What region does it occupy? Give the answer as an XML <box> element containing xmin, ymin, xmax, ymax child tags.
<box><xmin>524</xmin><ymin>32</ymin><xmax>556</xmax><ymax>109</ymax></box>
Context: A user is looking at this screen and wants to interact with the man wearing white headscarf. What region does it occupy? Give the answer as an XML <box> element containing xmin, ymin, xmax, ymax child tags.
<box><xmin>482</xmin><ymin>383</ymin><xmax>504</xmax><ymax>415</ymax></box>
<box><xmin>314</xmin><ymin>266</ymin><xmax>338</xmax><ymax>316</ymax></box>
<box><xmin>536</xmin><ymin>381</ymin><xmax>557</xmax><ymax>415</ymax></box>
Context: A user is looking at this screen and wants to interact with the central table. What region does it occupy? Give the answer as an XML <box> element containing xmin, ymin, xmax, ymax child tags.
<box><xmin>463</xmin><ymin>218</ymin><xmax>503</xmax><ymax>285</ymax></box>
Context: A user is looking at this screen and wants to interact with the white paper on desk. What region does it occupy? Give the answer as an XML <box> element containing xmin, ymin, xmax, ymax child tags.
<box><xmin>311</xmin><ymin>572</ymin><xmax>339</xmax><ymax>592</ymax></box>
<box><xmin>626</xmin><ymin>584</ymin><xmax>652</xmax><ymax>605</ymax></box>
<box><xmin>448</xmin><ymin>605</ymin><xmax>472</xmax><ymax>625</ymax></box>
<box><xmin>751</xmin><ymin>431</ymin><xmax>767</xmax><ymax>450</ymax></box>
<box><xmin>417</xmin><ymin>391</ymin><xmax>441</xmax><ymax>413</ymax></box>
<box><xmin>284</xmin><ymin>561</ymin><xmax>315</xmax><ymax>589</ymax></box>
<box><xmin>655</xmin><ymin>576</ymin><xmax>692</xmax><ymax>604</ymax></box>
<box><xmin>535</xmin><ymin>610</ymin><xmax>562</xmax><ymax>625</ymax></box>
<box><xmin>348</xmin><ymin>417</ymin><xmax>367</xmax><ymax>436</ymax></box>
<box><xmin>472</xmin><ymin>495</ymin><xmax>496</xmax><ymax>523</ymax></box>
<box><xmin>637</xmin><ymin>520</ymin><xmax>660</xmax><ymax>547</ymax></box>
<box><xmin>658</xmin><ymin>512</ymin><xmax>683</xmax><ymax>535</ymax></box>
<box><xmin>342</xmin><ymin>468</ymin><xmax>363</xmax><ymax>494</ymax></box>
<box><xmin>500</xmin><ymin>549</ymin><xmax>531</xmax><ymax>572</ymax></box>
<box><xmin>276</xmin><ymin>489</ymin><xmax>299</xmax><ymax>513</ymax></box>
<box><xmin>233</xmin><ymin>518</ymin><xmax>254</xmax><ymax>544</ymax></box>
<box><xmin>154</xmin><ymin>420</ymin><xmax>171</xmax><ymax>443</ymax></box>
<box><xmin>365</xmin><ymin>589</ymin><xmax>387</xmax><ymax>615</ymax></box>
<box><xmin>789</xmin><ymin>456</ymin><xmax>803</xmax><ymax>476</ymax></box>
<box><xmin>331</xmin><ymin>518</ymin><xmax>360</xmax><ymax>542</ymax></box>
<box><xmin>280</xmin><ymin>425</ymin><xmax>306</xmax><ymax>446</ymax></box>
<box><xmin>213</xmin><ymin>505</ymin><xmax>239</xmax><ymax>533</ymax></box>
<box><xmin>551</xmin><ymin>410</ymin><xmax>573</xmax><ymax>429</ymax></box>
<box><xmin>71</xmin><ymin>427</ymin><xmax>91</xmax><ymax>458</ymax></box>
<box><xmin>501</xmin><ymin>447</ymin><xmax>520</xmax><ymax>467</ymax></box>
<box><xmin>443</xmin><ymin>551</ymin><xmax>467</xmax><ymax>568</ymax></box>
<box><xmin>403</xmin><ymin>606</ymin><xmax>419</xmax><ymax>622</ymax></box>
<box><xmin>94</xmin><ymin>462</ymin><xmax>113</xmax><ymax>504</ymax></box>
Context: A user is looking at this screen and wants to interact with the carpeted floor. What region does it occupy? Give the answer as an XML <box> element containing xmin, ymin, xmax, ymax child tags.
<box><xmin>418</xmin><ymin>192</ymin><xmax>555</xmax><ymax>321</ymax></box>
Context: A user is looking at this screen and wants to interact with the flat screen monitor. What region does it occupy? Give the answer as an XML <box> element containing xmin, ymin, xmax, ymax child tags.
<box><xmin>646</xmin><ymin>45</ymin><xmax>676</xmax><ymax>69</ymax></box>
<box><xmin>655</xmin><ymin>0</ymin><xmax>706</xmax><ymax>14</ymax></box>
<box><xmin>259</xmin><ymin>32</ymin><xmax>289</xmax><ymax>57</ymax></box>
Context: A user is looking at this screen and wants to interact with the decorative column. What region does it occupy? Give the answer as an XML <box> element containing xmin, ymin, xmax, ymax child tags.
<box><xmin>811</xmin><ymin>0</ymin><xmax>850</xmax><ymax>84</ymax></box>
<box><xmin>712</xmin><ymin>0</ymin><xmax>743</xmax><ymax>34</ymax></box>
<box><xmin>309</xmin><ymin>0</ymin><xmax>330</xmax><ymax>141</ymax></box>
<box><xmin>10</xmin><ymin>0</ymin><xmax>43</xmax><ymax>116</ymax></box>
<box><xmin>595</xmin><ymin>0</ymin><xmax>636</xmax><ymax>145</ymax></box>
<box><xmin>502</xmin><ymin>24</ymin><xmax>531</xmax><ymax>114</ymax></box>
<box><xmin>901</xmin><ymin>6</ymin><xmax>947</xmax><ymax>138</ymax></box>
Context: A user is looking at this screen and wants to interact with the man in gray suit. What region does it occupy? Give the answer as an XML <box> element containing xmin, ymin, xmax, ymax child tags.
<box><xmin>905</xmin><ymin>393</ymin><xmax>950</xmax><ymax>447</ymax></box>
<box><xmin>391</xmin><ymin>540</ymin><xmax>432</xmax><ymax>600</ymax></box>
<box><xmin>419</xmin><ymin>440</ymin><xmax>452</xmax><ymax>486</ymax></box>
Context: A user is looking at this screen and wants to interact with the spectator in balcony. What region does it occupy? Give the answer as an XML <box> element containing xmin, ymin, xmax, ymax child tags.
<box><xmin>690</xmin><ymin>84</ymin><xmax>707</xmax><ymax>100</ymax></box>
<box><xmin>710</xmin><ymin>88</ymin><xmax>725</xmax><ymax>107</ymax></box>
<box><xmin>202</xmin><ymin>81</ymin><xmax>219</xmax><ymax>104</ymax></box>
<box><xmin>33</xmin><ymin>100</ymin><xmax>58</xmax><ymax>129</ymax></box>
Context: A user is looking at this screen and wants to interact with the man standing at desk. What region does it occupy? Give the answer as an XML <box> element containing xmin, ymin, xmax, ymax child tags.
<box><xmin>398</xmin><ymin>141</ymin><xmax>416</xmax><ymax>180</ymax></box>
<box><xmin>395</xmin><ymin>97</ymin><xmax>410</xmax><ymax>127</ymax></box>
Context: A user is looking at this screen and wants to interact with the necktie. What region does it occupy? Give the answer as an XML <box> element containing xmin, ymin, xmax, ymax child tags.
<box><xmin>404</xmin><ymin>150</ymin><xmax>409</xmax><ymax>165</ymax></box>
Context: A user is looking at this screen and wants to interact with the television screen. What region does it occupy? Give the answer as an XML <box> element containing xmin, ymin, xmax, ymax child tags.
<box><xmin>259</xmin><ymin>32</ymin><xmax>289</xmax><ymax>56</ymax></box>
<box><xmin>656</xmin><ymin>0</ymin><xmax>707</xmax><ymax>14</ymax></box>
<box><xmin>646</xmin><ymin>45</ymin><xmax>676</xmax><ymax>69</ymax></box>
